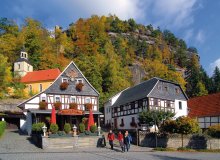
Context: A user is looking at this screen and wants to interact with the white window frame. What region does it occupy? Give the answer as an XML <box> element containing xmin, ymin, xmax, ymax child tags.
<box><xmin>76</xmin><ymin>78</ymin><xmax>83</xmax><ymax>84</ymax></box>
<box><xmin>85</xmin><ymin>97</ymin><xmax>91</xmax><ymax>104</ymax></box>
<box><xmin>62</xmin><ymin>78</ymin><xmax>68</xmax><ymax>83</ymax></box>
<box><xmin>70</xmin><ymin>96</ymin><xmax>76</xmax><ymax>103</ymax></box>
<box><xmin>55</xmin><ymin>96</ymin><xmax>61</xmax><ymax>102</ymax></box>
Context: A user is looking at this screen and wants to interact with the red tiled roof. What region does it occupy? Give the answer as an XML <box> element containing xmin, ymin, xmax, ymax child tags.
<box><xmin>21</xmin><ymin>68</ymin><xmax>61</xmax><ymax>83</ymax></box>
<box><xmin>188</xmin><ymin>92</ymin><xmax>220</xmax><ymax>118</ymax></box>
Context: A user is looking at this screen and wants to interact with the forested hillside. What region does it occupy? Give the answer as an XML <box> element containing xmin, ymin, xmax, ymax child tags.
<box><xmin>0</xmin><ymin>15</ymin><xmax>220</xmax><ymax>108</ymax></box>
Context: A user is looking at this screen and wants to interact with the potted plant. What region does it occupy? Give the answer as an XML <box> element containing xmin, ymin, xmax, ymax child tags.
<box><xmin>54</xmin><ymin>102</ymin><xmax>62</xmax><ymax>110</ymax></box>
<box><xmin>90</xmin><ymin>125</ymin><xmax>97</xmax><ymax>133</ymax></box>
<box><xmin>84</xmin><ymin>103</ymin><xmax>93</xmax><ymax>111</ymax></box>
<box><xmin>69</xmin><ymin>102</ymin><xmax>78</xmax><ymax>110</ymax></box>
<box><xmin>79</xmin><ymin>123</ymin><xmax>85</xmax><ymax>133</ymax></box>
<box><xmin>39</xmin><ymin>101</ymin><xmax>48</xmax><ymax>110</ymax></box>
<box><xmin>60</xmin><ymin>81</ymin><xmax>69</xmax><ymax>90</ymax></box>
<box><xmin>64</xmin><ymin>123</ymin><xmax>71</xmax><ymax>134</ymax></box>
<box><xmin>50</xmin><ymin>124</ymin><xmax>59</xmax><ymax>134</ymax></box>
<box><xmin>76</xmin><ymin>82</ymin><xmax>84</xmax><ymax>91</ymax></box>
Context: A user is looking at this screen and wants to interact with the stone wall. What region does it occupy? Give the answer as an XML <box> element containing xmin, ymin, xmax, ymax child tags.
<box><xmin>138</xmin><ymin>131</ymin><xmax>220</xmax><ymax>149</ymax></box>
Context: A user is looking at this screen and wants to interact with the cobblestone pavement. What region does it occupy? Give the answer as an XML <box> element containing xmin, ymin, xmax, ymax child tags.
<box><xmin>0</xmin><ymin>130</ymin><xmax>220</xmax><ymax>160</ymax></box>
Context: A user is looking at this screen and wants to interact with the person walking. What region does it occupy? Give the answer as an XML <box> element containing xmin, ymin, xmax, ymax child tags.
<box><xmin>124</xmin><ymin>131</ymin><xmax>132</xmax><ymax>152</ymax></box>
<box><xmin>117</xmin><ymin>131</ymin><xmax>124</xmax><ymax>152</ymax></box>
<box><xmin>107</xmin><ymin>130</ymin><xmax>115</xmax><ymax>150</ymax></box>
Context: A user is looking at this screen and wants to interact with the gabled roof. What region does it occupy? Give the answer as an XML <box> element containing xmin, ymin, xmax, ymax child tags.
<box><xmin>112</xmin><ymin>78</ymin><xmax>158</xmax><ymax>107</ymax></box>
<box><xmin>112</xmin><ymin>77</ymin><xmax>188</xmax><ymax>107</ymax></box>
<box><xmin>44</xmin><ymin>61</ymin><xmax>99</xmax><ymax>96</ymax></box>
<box><xmin>188</xmin><ymin>92</ymin><xmax>220</xmax><ymax>117</ymax></box>
<box><xmin>21</xmin><ymin>68</ymin><xmax>61</xmax><ymax>83</ymax></box>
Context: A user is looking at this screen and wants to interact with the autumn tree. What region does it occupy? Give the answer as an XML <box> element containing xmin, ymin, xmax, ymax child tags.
<box><xmin>212</xmin><ymin>66</ymin><xmax>220</xmax><ymax>92</ymax></box>
<box><xmin>0</xmin><ymin>54</ymin><xmax>12</xmax><ymax>98</ymax></box>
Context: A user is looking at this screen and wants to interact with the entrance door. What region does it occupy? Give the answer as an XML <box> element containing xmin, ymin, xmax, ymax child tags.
<box><xmin>114</xmin><ymin>118</ymin><xmax>117</xmax><ymax>129</ymax></box>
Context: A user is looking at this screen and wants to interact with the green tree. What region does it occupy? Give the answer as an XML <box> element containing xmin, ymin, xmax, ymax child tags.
<box><xmin>0</xmin><ymin>54</ymin><xmax>12</xmax><ymax>98</ymax></box>
<box><xmin>138</xmin><ymin>110</ymin><xmax>175</xmax><ymax>129</ymax></box>
<box><xmin>212</xmin><ymin>66</ymin><xmax>220</xmax><ymax>92</ymax></box>
<box><xmin>176</xmin><ymin>116</ymin><xmax>200</xmax><ymax>147</ymax></box>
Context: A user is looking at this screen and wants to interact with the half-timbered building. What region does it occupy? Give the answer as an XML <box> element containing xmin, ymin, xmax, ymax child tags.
<box><xmin>104</xmin><ymin>77</ymin><xmax>188</xmax><ymax>130</ymax></box>
<box><xmin>17</xmin><ymin>61</ymin><xmax>100</xmax><ymax>135</ymax></box>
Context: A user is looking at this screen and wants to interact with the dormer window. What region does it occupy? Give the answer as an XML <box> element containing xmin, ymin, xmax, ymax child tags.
<box><xmin>164</xmin><ymin>86</ymin><xmax>168</xmax><ymax>91</ymax></box>
<box><xmin>62</xmin><ymin>78</ymin><xmax>68</xmax><ymax>83</ymax></box>
<box><xmin>76</xmin><ymin>78</ymin><xmax>83</xmax><ymax>84</ymax></box>
<box><xmin>175</xmin><ymin>88</ymin><xmax>180</xmax><ymax>94</ymax></box>
<box><xmin>41</xmin><ymin>96</ymin><xmax>46</xmax><ymax>102</ymax></box>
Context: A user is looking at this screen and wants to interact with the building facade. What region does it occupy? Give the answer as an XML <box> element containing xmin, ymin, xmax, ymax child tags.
<box><xmin>14</xmin><ymin>49</ymin><xmax>60</xmax><ymax>95</ymax></box>
<box><xmin>104</xmin><ymin>77</ymin><xmax>188</xmax><ymax>130</ymax></box>
<box><xmin>17</xmin><ymin>61</ymin><xmax>100</xmax><ymax>135</ymax></box>
<box><xmin>188</xmin><ymin>93</ymin><xmax>220</xmax><ymax>129</ymax></box>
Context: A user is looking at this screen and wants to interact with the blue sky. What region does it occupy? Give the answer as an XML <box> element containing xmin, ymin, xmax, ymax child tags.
<box><xmin>1</xmin><ymin>0</ymin><xmax>220</xmax><ymax>76</ymax></box>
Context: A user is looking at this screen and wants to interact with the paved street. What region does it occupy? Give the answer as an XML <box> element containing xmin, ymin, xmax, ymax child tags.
<box><xmin>0</xmin><ymin>130</ymin><xmax>220</xmax><ymax>160</ymax></box>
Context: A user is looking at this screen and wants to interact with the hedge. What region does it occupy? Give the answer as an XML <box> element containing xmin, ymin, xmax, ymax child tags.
<box><xmin>0</xmin><ymin>121</ymin><xmax>6</xmax><ymax>137</ymax></box>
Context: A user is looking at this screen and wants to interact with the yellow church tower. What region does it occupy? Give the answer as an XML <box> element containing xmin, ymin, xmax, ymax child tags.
<box><xmin>14</xmin><ymin>48</ymin><xmax>33</xmax><ymax>77</ymax></box>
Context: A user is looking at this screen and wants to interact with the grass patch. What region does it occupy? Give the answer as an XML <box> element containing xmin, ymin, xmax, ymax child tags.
<box><xmin>153</xmin><ymin>147</ymin><xmax>176</xmax><ymax>151</ymax></box>
<box><xmin>177</xmin><ymin>147</ymin><xmax>195</xmax><ymax>152</ymax></box>
<box><xmin>196</xmin><ymin>149</ymin><xmax>220</xmax><ymax>153</ymax></box>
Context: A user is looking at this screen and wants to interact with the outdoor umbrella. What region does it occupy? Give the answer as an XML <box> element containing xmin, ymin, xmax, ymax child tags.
<box><xmin>50</xmin><ymin>106</ymin><xmax>56</xmax><ymax>124</ymax></box>
<box><xmin>87</xmin><ymin>109</ymin><xmax>94</xmax><ymax>131</ymax></box>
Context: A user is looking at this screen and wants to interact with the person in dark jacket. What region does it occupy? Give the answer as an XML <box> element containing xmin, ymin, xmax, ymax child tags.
<box><xmin>124</xmin><ymin>131</ymin><xmax>132</xmax><ymax>152</ymax></box>
<box><xmin>117</xmin><ymin>131</ymin><xmax>124</xmax><ymax>152</ymax></box>
<box><xmin>107</xmin><ymin>130</ymin><xmax>115</xmax><ymax>150</ymax></box>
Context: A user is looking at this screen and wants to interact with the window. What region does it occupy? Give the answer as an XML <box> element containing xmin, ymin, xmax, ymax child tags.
<box><xmin>138</xmin><ymin>100</ymin><xmax>143</xmax><ymax>108</ymax></box>
<box><xmin>85</xmin><ymin>97</ymin><xmax>91</xmax><ymax>103</ymax></box>
<box><xmin>18</xmin><ymin>64</ymin><xmax>20</xmax><ymax>69</ymax></box>
<box><xmin>62</xmin><ymin>78</ymin><xmax>68</xmax><ymax>83</ymax></box>
<box><xmin>131</xmin><ymin>102</ymin><xmax>135</xmax><ymax>109</ymax></box>
<box><xmin>29</xmin><ymin>85</ymin><xmax>32</xmax><ymax>92</ymax></box>
<box><xmin>39</xmin><ymin>84</ymin><xmax>42</xmax><ymax>92</ymax></box>
<box><xmin>175</xmin><ymin>88</ymin><xmax>180</xmax><ymax>94</ymax></box>
<box><xmin>154</xmin><ymin>98</ymin><xmax>158</xmax><ymax>106</ymax></box>
<box><xmin>41</xmin><ymin>96</ymin><xmax>46</xmax><ymax>102</ymax></box>
<box><xmin>164</xmin><ymin>86</ymin><xmax>168</xmax><ymax>91</ymax></box>
<box><xmin>167</xmin><ymin>100</ymin><xmax>171</xmax><ymax>107</ymax></box>
<box><xmin>179</xmin><ymin>101</ymin><xmax>182</xmax><ymax>110</ymax></box>
<box><xmin>76</xmin><ymin>79</ymin><xmax>83</xmax><ymax>84</ymax></box>
<box><xmin>120</xmin><ymin>105</ymin><xmax>123</xmax><ymax>111</ymax></box>
<box><xmin>55</xmin><ymin>96</ymin><xmax>61</xmax><ymax>102</ymax></box>
<box><xmin>70</xmin><ymin>96</ymin><xmax>76</xmax><ymax>103</ymax></box>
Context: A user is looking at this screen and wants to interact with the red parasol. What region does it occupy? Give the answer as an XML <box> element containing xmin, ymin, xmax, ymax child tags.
<box><xmin>50</xmin><ymin>106</ymin><xmax>56</xmax><ymax>124</ymax></box>
<box><xmin>87</xmin><ymin>109</ymin><xmax>94</xmax><ymax>131</ymax></box>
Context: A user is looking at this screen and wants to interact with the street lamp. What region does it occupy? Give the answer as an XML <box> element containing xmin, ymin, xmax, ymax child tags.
<box><xmin>42</xmin><ymin>125</ymin><xmax>47</xmax><ymax>137</ymax></box>
<box><xmin>73</xmin><ymin>125</ymin><xmax>77</xmax><ymax>137</ymax></box>
<box><xmin>97</xmin><ymin>126</ymin><xmax>101</xmax><ymax>136</ymax></box>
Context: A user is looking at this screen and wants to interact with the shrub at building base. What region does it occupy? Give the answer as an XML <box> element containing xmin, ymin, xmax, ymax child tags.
<box><xmin>50</xmin><ymin>124</ymin><xmax>59</xmax><ymax>134</ymax></box>
<box><xmin>90</xmin><ymin>124</ymin><xmax>97</xmax><ymax>133</ymax></box>
<box><xmin>79</xmin><ymin>123</ymin><xmax>85</xmax><ymax>133</ymax></box>
<box><xmin>206</xmin><ymin>124</ymin><xmax>220</xmax><ymax>138</ymax></box>
<box><xmin>32</xmin><ymin>122</ymin><xmax>45</xmax><ymax>134</ymax></box>
<box><xmin>64</xmin><ymin>123</ymin><xmax>71</xmax><ymax>134</ymax></box>
<box><xmin>0</xmin><ymin>121</ymin><xmax>6</xmax><ymax>137</ymax></box>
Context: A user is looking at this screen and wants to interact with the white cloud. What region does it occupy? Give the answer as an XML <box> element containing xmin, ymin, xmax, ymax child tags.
<box><xmin>184</xmin><ymin>29</ymin><xmax>194</xmax><ymax>42</ymax></box>
<box><xmin>210</xmin><ymin>58</ymin><xmax>220</xmax><ymax>74</ymax></box>
<box><xmin>147</xmin><ymin>0</ymin><xmax>198</xmax><ymax>29</ymax></box>
<box><xmin>195</xmin><ymin>30</ymin><xmax>205</xmax><ymax>43</ymax></box>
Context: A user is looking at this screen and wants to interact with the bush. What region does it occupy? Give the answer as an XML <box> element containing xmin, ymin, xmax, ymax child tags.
<box><xmin>79</xmin><ymin>123</ymin><xmax>85</xmax><ymax>133</ymax></box>
<box><xmin>0</xmin><ymin>121</ymin><xmax>6</xmax><ymax>137</ymax></box>
<box><xmin>90</xmin><ymin>125</ymin><xmax>97</xmax><ymax>133</ymax></box>
<box><xmin>32</xmin><ymin>122</ymin><xmax>45</xmax><ymax>133</ymax></box>
<box><xmin>39</xmin><ymin>101</ymin><xmax>48</xmax><ymax>110</ymax></box>
<box><xmin>161</xmin><ymin>120</ymin><xmax>178</xmax><ymax>133</ymax></box>
<box><xmin>60</xmin><ymin>82</ymin><xmax>69</xmax><ymax>90</ymax></box>
<box><xmin>206</xmin><ymin>124</ymin><xmax>220</xmax><ymax>138</ymax></box>
<box><xmin>85</xmin><ymin>103</ymin><xmax>93</xmax><ymax>110</ymax></box>
<box><xmin>50</xmin><ymin>124</ymin><xmax>59</xmax><ymax>134</ymax></box>
<box><xmin>76</xmin><ymin>82</ymin><xmax>84</xmax><ymax>91</ymax></box>
<box><xmin>69</xmin><ymin>103</ymin><xmax>78</xmax><ymax>109</ymax></box>
<box><xmin>54</xmin><ymin>102</ymin><xmax>62</xmax><ymax>110</ymax></box>
<box><xmin>64</xmin><ymin>123</ymin><xmax>71</xmax><ymax>134</ymax></box>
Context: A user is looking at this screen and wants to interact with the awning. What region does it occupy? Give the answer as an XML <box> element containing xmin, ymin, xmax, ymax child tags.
<box><xmin>28</xmin><ymin>109</ymin><xmax>57</xmax><ymax>114</ymax></box>
<box><xmin>58</xmin><ymin>109</ymin><xmax>84</xmax><ymax>115</ymax></box>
